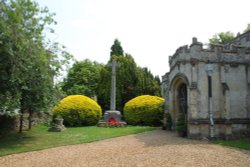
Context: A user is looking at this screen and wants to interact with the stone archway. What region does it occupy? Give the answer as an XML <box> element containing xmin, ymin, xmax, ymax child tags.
<box><xmin>177</xmin><ymin>83</ymin><xmax>188</xmax><ymax>136</ymax></box>
<box><xmin>178</xmin><ymin>84</ymin><xmax>187</xmax><ymax>114</ymax></box>
<box><xmin>169</xmin><ymin>74</ymin><xmax>189</xmax><ymax>136</ymax></box>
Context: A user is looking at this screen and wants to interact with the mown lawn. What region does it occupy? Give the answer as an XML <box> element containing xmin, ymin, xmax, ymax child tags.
<box><xmin>213</xmin><ymin>140</ymin><xmax>250</xmax><ymax>150</ymax></box>
<box><xmin>0</xmin><ymin>125</ymin><xmax>156</xmax><ymax>156</ymax></box>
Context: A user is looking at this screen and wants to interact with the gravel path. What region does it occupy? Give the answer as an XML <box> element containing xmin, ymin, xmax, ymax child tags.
<box><xmin>0</xmin><ymin>130</ymin><xmax>250</xmax><ymax>167</ymax></box>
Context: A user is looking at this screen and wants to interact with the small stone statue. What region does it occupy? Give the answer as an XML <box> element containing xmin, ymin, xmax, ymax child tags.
<box><xmin>48</xmin><ymin>118</ymin><xmax>66</xmax><ymax>132</ymax></box>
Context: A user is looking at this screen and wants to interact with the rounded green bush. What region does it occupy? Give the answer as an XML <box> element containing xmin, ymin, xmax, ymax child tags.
<box><xmin>53</xmin><ymin>95</ymin><xmax>102</xmax><ymax>126</ymax></box>
<box><xmin>123</xmin><ymin>95</ymin><xmax>165</xmax><ymax>126</ymax></box>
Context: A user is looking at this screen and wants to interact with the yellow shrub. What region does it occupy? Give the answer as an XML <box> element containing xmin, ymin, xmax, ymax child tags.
<box><xmin>53</xmin><ymin>95</ymin><xmax>102</xmax><ymax>126</ymax></box>
<box><xmin>124</xmin><ymin>95</ymin><xmax>164</xmax><ymax>126</ymax></box>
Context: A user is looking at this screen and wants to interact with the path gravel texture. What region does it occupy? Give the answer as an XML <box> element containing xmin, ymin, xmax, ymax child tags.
<box><xmin>0</xmin><ymin>130</ymin><xmax>250</xmax><ymax>167</ymax></box>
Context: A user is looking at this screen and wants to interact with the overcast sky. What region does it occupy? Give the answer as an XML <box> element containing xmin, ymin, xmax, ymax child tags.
<box><xmin>36</xmin><ymin>0</ymin><xmax>250</xmax><ymax>77</ymax></box>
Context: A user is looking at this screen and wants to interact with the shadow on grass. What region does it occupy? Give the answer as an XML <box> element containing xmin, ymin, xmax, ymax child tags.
<box><xmin>0</xmin><ymin>130</ymin><xmax>37</xmax><ymax>155</ymax></box>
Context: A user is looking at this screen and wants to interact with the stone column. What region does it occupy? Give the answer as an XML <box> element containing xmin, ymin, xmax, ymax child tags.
<box><xmin>190</xmin><ymin>63</ymin><xmax>198</xmax><ymax>119</ymax></box>
<box><xmin>100</xmin><ymin>58</ymin><xmax>126</xmax><ymax>125</ymax></box>
<box><xmin>110</xmin><ymin>59</ymin><xmax>117</xmax><ymax>111</ymax></box>
<box><xmin>206</xmin><ymin>62</ymin><xmax>215</xmax><ymax>139</ymax></box>
<box><xmin>247</xmin><ymin>66</ymin><xmax>250</xmax><ymax>118</ymax></box>
<box><xmin>220</xmin><ymin>65</ymin><xmax>230</xmax><ymax>119</ymax></box>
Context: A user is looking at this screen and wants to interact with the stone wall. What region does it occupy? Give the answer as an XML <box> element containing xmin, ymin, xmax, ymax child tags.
<box><xmin>162</xmin><ymin>32</ymin><xmax>250</xmax><ymax>139</ymax></box>
<box><xmin>0</xmin><ymin>112</ymin><xmax>51</xmax><ymax>134</ymax></box>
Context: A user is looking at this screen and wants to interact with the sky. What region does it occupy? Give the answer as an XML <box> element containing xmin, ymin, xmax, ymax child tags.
<box><xmin>36</xmin><ymin>0</ymin><xmax>250</xmax><ymax>77</ymax></box>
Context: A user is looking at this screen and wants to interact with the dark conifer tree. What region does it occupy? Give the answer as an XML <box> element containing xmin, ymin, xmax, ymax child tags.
<box><xmin>110</xmin><ymin>39</ymin><xmax>124</xmax><ymax>56</ymax></box>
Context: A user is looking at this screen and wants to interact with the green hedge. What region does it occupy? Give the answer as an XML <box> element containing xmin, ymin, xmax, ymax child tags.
<box><xmin>53</xmin><ymin>95</ymin><xmax>102</xmax><ymax>126</ymax></box>
<box><xmin>123</xmin><ymin>95</ymin><xmax>164</xmax><ymax>126</ymax></box>
<box><xmin>176</xmin><ymin>112</ymin><xmax>187</xmax><ymax>137</ymax></box>
<box><xmin>166</xmin><ymin>113</ymin><xmax>172</xmax><ymax>130</ymax></box>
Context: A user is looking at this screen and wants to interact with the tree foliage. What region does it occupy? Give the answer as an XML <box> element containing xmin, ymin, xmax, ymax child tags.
<box><xmin>59</xmin><ymin>39</ymin><xmax>161</xmax><ymax>114</ymax></box>
<box><xmin>62</xmin><ymin>59</ymin><xmax>103</xmax><ymax>97</ymax></box>
<box><xmin>136</xmin><ymin>67</ymin><xmax>161</xmax><ymax>96</ymax></box>
<box><xmin>0</xmin><ymin>0</ymin><xmax>72</xmax><ymax>132</ymax></box>
<box><xmin>97</xmin><ymin>54</ymin><xmax>138</xmax><ymax>112</ymax></box>
<box><xmin>110</xmin><ymin>39</ymin><xmax>124</xmax><ymax>56</ymax></box>
<box><xmin>97</xmin><ymin>53</ymin><xmax>161</xmax><ymax>113</ymax></box>
<box><xmin>209</xmin><ymin>31</ymin><xmax>235</xmax><ymax>45</ymax></box>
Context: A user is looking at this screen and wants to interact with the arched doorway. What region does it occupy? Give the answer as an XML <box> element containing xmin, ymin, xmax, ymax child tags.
<box><xmin>178</xmin><ymin>84</ymin><xmax>187</xmax><ymax>114</ymax></box>
<box><xmin>169</xmin><ymin>74</ymin><xmax>188</xmax><ymax>137</ymax></box>
<box><xmin>177</xmin><ymin>83</ymin><xmax>188</xmax><ymax>137</ymax></box>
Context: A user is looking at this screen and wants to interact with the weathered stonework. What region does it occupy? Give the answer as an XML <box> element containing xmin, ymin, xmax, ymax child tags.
<box><xmin>48</xmin><ymin>118</ymin><xmax>66</xmax><ymax>132</ymax></box>
<box><xmin>162</xmin><ymin>31</ymin><xmax>250</xmax><ymax>139</ymax></box>
<box><xmin>98</xmin><ymin>58</ymin><xmax>127</xmax><ymax>127</ymax></box>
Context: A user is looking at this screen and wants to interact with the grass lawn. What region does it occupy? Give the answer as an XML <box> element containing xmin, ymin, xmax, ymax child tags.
<box><xmin>213</xmin><ymin>140</ymin><xmax>250</xmax><ymax>150</ymax></box>
<box><xmin>0</xmin><ymin>125</ymin><xmax>156</xmax><ymax>157</ymax></box>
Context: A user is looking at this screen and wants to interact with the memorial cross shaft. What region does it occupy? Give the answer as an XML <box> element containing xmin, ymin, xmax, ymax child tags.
<box><xmin>110</xmin><ymin>58</ymin><xmax>119</xmax><ymax>111</ymax></box>
<box><xmin>97</xmin><ymin>58</ymin><xmax>126</xmax><ymax>127</ymax></box>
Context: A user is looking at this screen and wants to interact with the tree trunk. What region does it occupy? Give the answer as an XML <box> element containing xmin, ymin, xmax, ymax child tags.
<box><xmin>19</xmin><ymin>109</ymin><xmax>24</xmax><ymax>133</ymax></box>
<box><xmin>19</xmin><ymin>97</ymin><xmax>25</xmax><ymax>133</ymax></box>
<box><xmin>28</xmin><ymin>108</ymin><xmax>32</xmax><ymax>130</ymax></box>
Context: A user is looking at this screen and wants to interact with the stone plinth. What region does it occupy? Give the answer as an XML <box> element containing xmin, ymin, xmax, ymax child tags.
<box><xmin>48</xmin><ymin>118</ymin><xmax>66</xmax><ymax>132</ymax></box>
<box><xmin>98</xmin><ymin>58</ymin><xmax>127</xmax><ymax>127</ymax></box>
<box><xmin>104</xmin><ymin>110</ymin><xmax>122</xmax><ymax>122</ymax></box>
<box><xmin>98</xmin><ymin>110</ymin><xmax>126</xmax><ymax>127</ymax></box>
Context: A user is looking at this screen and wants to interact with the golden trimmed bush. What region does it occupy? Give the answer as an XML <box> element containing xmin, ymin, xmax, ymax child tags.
<box><xmin>123</xmin><ymin>95</ymin><xmax>165</xmax><ymax>126</ymax></box>
<box><xmin>53</xmin><ymin>95</ymin><xmax>102</xmax><ymax>126</ymax></box>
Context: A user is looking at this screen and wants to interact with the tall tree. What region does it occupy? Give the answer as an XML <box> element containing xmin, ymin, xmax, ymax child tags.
<box><xmin>97</xmin><ymin>54</ymin><xmax>138</xmax><ymax>112</ymax></box>
<box><xmin>110</xmin><ymin>39</ymin><xmax>124</xmax><ymax>56</ymax></box>
<box><xmin>62</xmin><ymin>59</ymin><xmax>103</xmax><ymax>98</ymax></box>
<box><xmin>0</xmin><ymin>0</ymin><xmax>72</xmax><ymax>132</ymax></box>
<box><xmin>135</xmin><ymin>67</ymin><xmax>161</xmax><ymax>96</ymax></box>
<box><xmin>209</xmin><ymin>31</ymin><xmax>235</xmax><ymax>45</ymax></box>
<box><xmin>97</xmin><ymin>54</ymin><xmax>161</xmax><ymax>113</ymax></box>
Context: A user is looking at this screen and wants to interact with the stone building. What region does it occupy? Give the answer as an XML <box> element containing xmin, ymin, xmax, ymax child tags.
<box><xmin>162</xmin><ymin>31</ymin><xmax>250</xmax><ymax>139</ymax></box>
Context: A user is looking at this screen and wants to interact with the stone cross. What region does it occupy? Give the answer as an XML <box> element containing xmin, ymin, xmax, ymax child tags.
<box><xmin>97</xmin><ymin>58</ymin><xmax>126</xmax><ymax>127</ymax></box>
<box><xmin>110</xmin><ymin>58</ymin><xmax>119</xmax><ymax>111</ymax></box>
